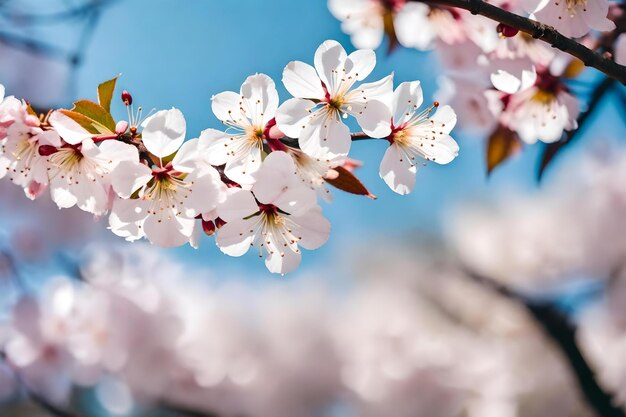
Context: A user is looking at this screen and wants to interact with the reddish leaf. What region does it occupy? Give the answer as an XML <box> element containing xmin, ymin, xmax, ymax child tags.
<box><xmin>486</xmin><ymin>125</ymin><xmax>522</xmax><ymax>175</ymax></box>
<box><xmin>325</xmin><ymin>166</ymin><xmax>376</xmax><ymax>199</ymax></box>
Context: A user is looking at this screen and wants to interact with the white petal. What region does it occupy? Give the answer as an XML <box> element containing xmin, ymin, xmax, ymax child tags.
<box><xmin>241</xmin><ymin>73</ymin><xmax>279</xmax><ymax>126</ymax></box>
<box><xmin>48</xmin><ymin>111</ymin><xmax>92</xmax><ymax>145</ymax></box>
<box><xmin>354</xmin><ymin>100</ymin><xmax>392</xmax><ymax>139</ymax></box>
<box><xmin>217</xmin><ymin>188</ymin><xmax>259</xmax><ymax>223</ymax></box>
<box><xmin>182</xmin><ymin>166</ymin><xmax>225</xmax><ymax>217</ymax></box>
<box><xmin>198</xmin><ymin>128</ymin><xmax>235</xmax><ymax>166</ymax></box>
<box><xmin>97</xmin><ymin>140</ymin><xmax>139</xmax><ymax>170</ymax></box>
<box><xmin>299</xmin><ymin>112</ymin><xmax>351</xmax><ymax>159</ymax></box>
<box><xmin>282</xmin><ymin>61</ymin><xmax>326</xmax><ymax>100</ymax></box>
<box><xmin>37</xmin><ymin>130</ymin><xmax>62</xmax><ymax>147</ymax></box>
<box><xmin>211</xmin><ymin>91</ymin><xmax>244</xmax><ymax>124</ymax></box>
<box><xmin>223</xmin><ymin>143</ymin><xmax>263</xmax><ymax>186</ymax></box>
<box><xmin>392</xmin><ymin>81</ymin><xmax>424</xmax><ymax>126</ymax></box>
<box><xmin>143</xmin><ymin>209</ymin><xmax>195</xmax><ymax>248</ymax></box>
<box><xmin>291</xmin><ymin>206</ymin><xmax>331</xmax><ymax>250</ymax></box>
<box><xmin>430</xmin><ymin>105</ymin><xmax>458</xmax><ymax>134</ymax></box>
<box><xmin>379</xmin><ymin>144</ymin><xmax>417</xmax><ymax>195</ymax></box>
<box><xmin>345</xmin><ymin>49</ymin><xmax>376</xmax><ymax>82</ymax></box>
<box><xmin>0</xmin><ymin>84</ymin><xmax>4</xmax><ymax>102</ymax></box>
<box><xmin>314</xmin><ymin>40</ymin><xmax>348</xmax><ymax>95</ymax></box>
<box><xmin>172</xmin><ymin>138</ymin><xmax>199</xmax><ymax>173</ymax></box>
<box><xmin>50</xmin><ymin>176</ymin><xmax>78</xmax><ymax>209</ymax></box>
<box><xmin>264</xmin><ymin>241</ymin><xmax>302</xmax><ymax>275</ymax></box>
<box><xmin>110</xmin><ymin>160</ymin><xmax>152</xmax><ymax>199</ymax></box>
<box><xmin>253</xmin><ymin>151</ymin><xmax>316</xmax><ymax>215</ymax></box>
<box><xmin>491</xmin><ymin>70</ymin><xmax>522</xmax><ymax>94</ymax></box>
<box><xmin>275</xmin><ymin>98</ymin><xmax>317</xmax><ymax>139</ymax></box>
<box><xmin>108</xmin><ymin>198</ymin><xmax>147</xmax><ymax>241</ymax></box>
<box><xmin>216</xmin><ymin>218</ymin><xmax>257</xmax><ymax>257</ymax></box>
<box><xmin>141</xmin><ymin>108</ymin><xmax>186</xmax><ymax>158</ymax></box>
<box><xmin>413</xmin><ymin>133</ymin><xmax>459</xmax><ymax>164</ymax></box>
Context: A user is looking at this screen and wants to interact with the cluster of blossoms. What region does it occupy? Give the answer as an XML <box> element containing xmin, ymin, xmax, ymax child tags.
<box><xmin>328</xmin><ymin>0</ymin><xmax>623</xmax><ymax>167</ymax></box>
<box><xmin>0</xmin><ymin>40</ymin><xmax>459</xmax><ymax>274</ymax></box>
<box><xmin>0</xmin><ymin>244</ymin><xmax>590</xmax><ymax>417</ymax></box>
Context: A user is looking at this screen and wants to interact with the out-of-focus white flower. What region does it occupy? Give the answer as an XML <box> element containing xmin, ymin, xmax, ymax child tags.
<box><xmin>530</xmin><ymin>0</ymin><xmax>615</xmax><ymax>38</ymax></box>
<box><xmin>486</xmin><ymin>67</ymin><xmax>579</xmax><ymax>144</ymax></box>
<box><xmin>276</xmin><ymin>40</ymin><xmax>392</xmax><ymax>158</ymax></box>
<box><xmin>216</xmin><ymin>151</ymin><xmax>330</xmax><ymax>274</ymax></box>
<box><xmin>0</xmin><ymin>100</ymin><xmax>59</xmax><ymax>195</ymax></box>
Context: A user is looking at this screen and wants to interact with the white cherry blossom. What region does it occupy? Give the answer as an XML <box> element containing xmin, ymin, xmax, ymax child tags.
<box><xmin>216</xmin><ymin>151</ymin><xmax>330</xmax><ymax>274</ymax></box>
<box><xmin>109</xmin><ymin>108</ymin><xmax>225</xmax><ymax>247</ymax></box>
<box><xmin>486</xmin><ymin>69</ymin><xmax>580</xmax><ymax>144</ymax></box>
<box><xmin>200</xmin><ymin>73</ymin><xmax>278</xmax><ymax>186</ymax></box>
<box><xmin>276</xmin><ymin>40</ymin><xmax>393</xmax><ymax>159</ymax></box>
<box><xmin>530</xmin><ymin>0</ymin><xmax>615</xmax><ymax>38</ymax></box>
<box><xmin>378</xmin><ymin>81</ymin><xmax>459</xmax><ymax>195</ymax></box>
<box><xmin>0</xmin><ymin>103</ymin><xmax>60</xmax><ymax>193</ymax></box>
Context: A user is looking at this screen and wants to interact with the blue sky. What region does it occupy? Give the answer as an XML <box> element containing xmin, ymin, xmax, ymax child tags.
<box><xmin>7</xmin><ymin>0</ymin><xmax>626</xmax><ymax>280</ymax></box>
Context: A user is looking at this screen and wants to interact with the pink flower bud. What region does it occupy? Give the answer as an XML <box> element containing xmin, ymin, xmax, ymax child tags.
<box><xmin>116</xmin><ymin>120</ymin><xmax>129</xmax><ymax>135</ymax></box>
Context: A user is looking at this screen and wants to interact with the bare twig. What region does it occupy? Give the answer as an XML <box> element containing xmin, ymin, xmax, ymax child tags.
<box><xmin>464</xmin><ymin>268</ymin><xmax>626</xmax><ymax>417</ymax></box>
<box><xmin>410</xmin><ymin>0</ymin><xmax>626</xmax><ymax>85</ymax></box>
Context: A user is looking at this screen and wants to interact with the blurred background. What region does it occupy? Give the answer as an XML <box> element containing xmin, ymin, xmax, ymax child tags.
<box><xmin>1</xmin><ymin>0</ymin><xmax>626</xmax><ymax>416</ymax></box>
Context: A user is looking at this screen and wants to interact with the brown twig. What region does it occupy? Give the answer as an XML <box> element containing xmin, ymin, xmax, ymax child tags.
<box><xmin>411</xmin><ymin>0</ymin><xmax>626</xmax><ymax>85</ymax></box>
<box><xmin>464</xmin><ymin>268</ymin><xmax>626</xmax><ymax>417</ymax></box>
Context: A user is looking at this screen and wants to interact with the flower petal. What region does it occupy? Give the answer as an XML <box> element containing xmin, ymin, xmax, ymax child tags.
<box><xmin>241</xmin><ymin>73</ymin><xmax>279</xmax><ymax>126</ymax></box>
<box><xmin>141</xmin><ymin>108</ymin><xmax>186</xmax><ymax>158</ymax></box>
<box><xmin>275</xmin><ymin>98</ymin><xmax>317</xmax><ymax>139</ymax></box>
<box><xmin>216</xmin><ymin>218</ymin><xmax>257</xmax><ymax>257</ymax></box>
<box><xmin>314</xmin><ymin>40</ymin><xmax>348</xmax><ymax>95</ymax></box>
<box><xmin>379</xmin><ymin>144</ymin><xmax>417</xmax><ymax>195</ymax></box>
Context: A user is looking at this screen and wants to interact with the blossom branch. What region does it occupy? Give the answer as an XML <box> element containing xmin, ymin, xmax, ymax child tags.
<box><xmin>411</xmin><ymin>0</ymin><xmax>626</xmax><ymax>85</ymax></box>
<box><xmin>464</xmin><ymin>268</ymin><xmax>626</xmax><ymax>417</ymax></box>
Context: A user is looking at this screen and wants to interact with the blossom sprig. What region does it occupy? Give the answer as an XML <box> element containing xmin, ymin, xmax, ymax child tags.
<box><xmin>327</xmin><ymin>0</ymin><xmax>626</xmax><ymax>175</ymax></box>
<box><xmin>0</xmin><ymin>40</ymin><xmax>460</xmax><ymax>274</ymax></box>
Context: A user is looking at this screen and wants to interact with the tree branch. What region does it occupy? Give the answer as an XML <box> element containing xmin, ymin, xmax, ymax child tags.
<box><xmin>411</xmin><ymin>0</ymin><xmax>626</xmax><ymax>85</ymax></box>
<box><xmin>464</xmin><ymin>269</ymin><xmax>626</xmax><ymax>417</ymax></box>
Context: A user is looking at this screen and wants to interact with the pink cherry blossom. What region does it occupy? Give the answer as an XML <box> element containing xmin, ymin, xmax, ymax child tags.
<box><xmin>530</xmin><ymin>0</ymin><xmax>615</xmax><ymax>38</ymax></box>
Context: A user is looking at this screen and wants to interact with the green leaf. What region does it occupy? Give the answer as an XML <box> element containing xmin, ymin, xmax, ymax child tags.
<box><xmin>72</xmin><ymin>100</ymin><xmax>116</xmax><ymax>133</ymax></box>
<box><xmin>58</xmin><ymin>109</ymin><xmax>112</xmax><ymax>135</ymax></box>
<box><xmin>97</xmin><ymin>74</ymin><xmax>120</xmax><ymax>113</ymax></box>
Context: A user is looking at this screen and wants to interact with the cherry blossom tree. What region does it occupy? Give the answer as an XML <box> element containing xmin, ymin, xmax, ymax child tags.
<box><xmin>1</xmin><ymin>0</ymin><xmax>626</xmax><ymax>416</ymax></box>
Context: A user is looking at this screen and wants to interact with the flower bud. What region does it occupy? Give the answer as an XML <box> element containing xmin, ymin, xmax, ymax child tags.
<box><xmin>496</xmin><ymin>23</ymin><xmax>519</xmax><ymax>38</ymax></box>
<box><xmin>38</xmin><ymin>145</ymin><xmax>58</xmax><ymax>156</ymax></box>
<box><xmin>115</xmin><ymin>120</ymin><xmax>129</xmax><ymax>135</ymax></box>
<box><xmin>121</xmin><ymin>90</ymin><xmax>133</xmax><ymax>106</ymax></box>
<box><xmin>202</xmin><ymin>220</ymin><xmax>216</xmax><ymax>237</ymax></box>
